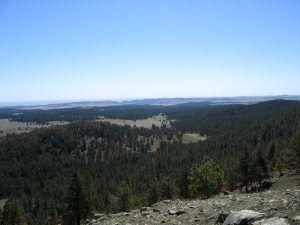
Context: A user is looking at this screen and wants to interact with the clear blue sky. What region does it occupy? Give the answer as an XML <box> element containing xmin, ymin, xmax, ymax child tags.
<box><xmin>0</xmin><ymin>0</ymin><xmax>299</xmax><ymax>103</ymax></box>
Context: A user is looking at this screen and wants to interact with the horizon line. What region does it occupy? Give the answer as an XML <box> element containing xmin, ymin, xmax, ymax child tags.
<box><xmin>1</xmin><ymin>94</ymin><xmax>300</xmax><ymax>107</ymax></box>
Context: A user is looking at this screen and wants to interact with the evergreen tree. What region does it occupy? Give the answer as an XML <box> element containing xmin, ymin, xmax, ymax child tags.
<box><xmin>1</xmin><ymin>198</ymin><xmax>27</xmax><ymax>225</ymax></box>
<box><xmin>267</xmin><ymin>143</ymin><xmax>276</xmax><ymax>161</ymax></box>
<box><xmin>178</xmin><ymin>169</ymin><xmax>190</xmax><ymax>199</ymax></box>
<box><xmin>147</xmin><ymin>179</ymin><xmax>160</xmax><ymax>205</ymax></box>
<box><xmin>116</xmin><ymin>182</ymin><xmax>132</xmax><ymax>212</ymax></box>
<box><xmin>65</xmin><ymin>172</ymin><xmax>91</xmax><ymax>225</ymax></box>
<box><xmin>0</xmin><ymin>207</ymin><xmax>2</xmax><ymax>224</ymax></box>
<box><xmin>188</xmin><ymin>156</ymin><xmax>223</xmax><ymax>198</ymax></box>
<box><xmin>290</xmin><ymin>128</ymin><xmax>300</xmax><ymax>166</ymax></box>
<box><xmin>160</xmin><ymin>176</ymin><xmax>176</xmax><ymax>200</ymax></box>
<box><xmin>255</xmin><ymin>149</ymin><xmax>269</xmax><ymax>189</ymax></box>
<box><xmin>239</xmin><ymin>149</ymin><xmax>250</xmax><ymax>193</ymax></box>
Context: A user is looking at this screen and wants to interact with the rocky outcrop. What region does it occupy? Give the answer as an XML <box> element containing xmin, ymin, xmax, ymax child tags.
<box><xmin>85</xmin><ymin>175</ymin><xmax>299</xmax><ymax>225</ymax></box>
<box><xmin>223</xmin><ymin>210</ymin><xmax>264</xmax><ymax>225</ymax></box>
<box><xmin>252</xmin><ymin>217</ymin><xmax>290</xmax><ymax>225</ymax></box>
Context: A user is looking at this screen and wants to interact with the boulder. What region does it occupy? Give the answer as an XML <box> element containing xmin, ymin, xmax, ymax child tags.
<box><xmin>252</xmin><ymin>217</ymin><xmax>290</xmax><ymax>225</ymax></box>
<box><xmin>293</xmin><ymin>216</ymin><xmax>300</xmax><ymax>222</ymax></box>
<box><xmin>223</xmin><ymin>210</ymin><xmax>264</xmax><ymax>225</ymax></box>
<box><xmin>167</xmin><ymin>208</ymin><xmax>186</xmax><ymax>216</ymax></box>
<box><xmin>140</xmin><ymin>207</ymin><xmax>150</xmax><ymax>216</ymax></box>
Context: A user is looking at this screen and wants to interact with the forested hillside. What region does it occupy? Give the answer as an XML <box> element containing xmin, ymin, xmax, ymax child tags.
<box><xmin>0</xmin><ymin>100</ymin><xmax>299</xmax><ymax>225</ymax></box>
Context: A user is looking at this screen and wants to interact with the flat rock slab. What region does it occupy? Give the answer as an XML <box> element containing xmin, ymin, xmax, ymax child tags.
<box><xmin>223</xmin><ymin>210</ymin><xmax>264</xmax><ymax>225</ymax></box>
<box><xmin>252</xmin><ymin>217</ymin><xmax>290</xmax><ymax>225</ymax></box>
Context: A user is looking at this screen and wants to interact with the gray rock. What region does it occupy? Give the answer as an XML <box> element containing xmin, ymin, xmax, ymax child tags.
<box><xmin>252</xmin><ymin>217</ymin><xmax>289</xmax><ymax>225</ymax></box>
<box><xmin>162</xmin><ymin>199</ymin><xmax>172</xmax><ymax>204</ymax></box>
<box><xmin>140</xmin><ymin>207</ymin><xmax>150</xmax><ymax>216</ymax></box>
<box><xmin>139</xmin><ymin>207</ymin><xmax>148</xmax><ymax>212</ymax></box>
<box><xmin>293</xmin><ymin>215</ymin><xmax>300</xmax><ymax>222</ymax></box>
<box><xmin>141</xmin><ymin>211</ymin><xmax>149</xmax><ymax>216</ymax></box>
<box><xmin>223</xmin><ymin>210</ymin><xmax>265</xmax><ymax>225</ymax></box>
<box><xmin>168</xmin><ymin>208</ymin><xmax>178</xmax><ymax>215</ymax></box>
<box><xmin>81</xmin><ymin>175</ymin><xmax>300</xmax><ymax>225</ymax></box>
<box><xmin>153</xmin><ymin>208</ymin><xmax>161</xmax><ymax>213</ymax></box>
<box><xmin>167</xmin><ymin>208</ymin><xmax>186</xmax><ymax>216</ymax></box>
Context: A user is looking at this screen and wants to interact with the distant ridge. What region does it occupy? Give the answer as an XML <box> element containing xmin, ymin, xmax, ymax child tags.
<box><xmin>1</xmin><ymin>95</ymin><xmax>300</xmax><ymax>109</ymax></box>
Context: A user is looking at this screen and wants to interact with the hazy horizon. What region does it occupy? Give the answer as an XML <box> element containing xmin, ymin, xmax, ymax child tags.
<box><xmin>1</xmin><ymin>94</ymin><xmax>300</xmax><ymax>107</ymax></box>
<box><xmin>1</xmin><ymin>0</ymin><xmax>299</xmax><ymax>102</ymax></box>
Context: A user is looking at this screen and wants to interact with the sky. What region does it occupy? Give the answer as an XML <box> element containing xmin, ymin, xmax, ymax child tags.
<box><xmin>0</xmin><ymin>0</ymin><xmax>299</xmax><ymax>103</ymax></box>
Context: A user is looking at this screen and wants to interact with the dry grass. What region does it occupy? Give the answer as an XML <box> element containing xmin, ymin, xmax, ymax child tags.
<box><xmin>97</xmin><ymin>115</ymin><xmax>207</xmax><ymax>150</ymax></box>
<box><xmin>97</xmin><ymin>114</ymin><xmax>172</xmax><ymax>129</ymax></box>
<box><xmin>0</xmin><ymin>119</ymin><xmax>68</xmax><ymax>137</ymax></box>
<box><xmin>182</xmin><ymin>133</ymin><xmax>207</xmax><ymax>143</ymax></box>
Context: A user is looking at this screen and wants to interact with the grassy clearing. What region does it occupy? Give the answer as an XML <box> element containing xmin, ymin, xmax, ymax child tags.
<box><xmin>97</xmin><ymin>114</ymin><xmax>172</xmax><ymax>129</ymax></box>
<box><xmin>146</xmin><ymin>133</ymin><xmax>207</xmax><ymax>152</ymax></box>
<box><xmin>97</xmin><ymin>115</ymin><xmax>207</xmax><ymax>149</ymax></box>
<box><xmin>0</xmin><ymin>119</ymin><xmax>68</xmax><ymax>137</ymax></box>
<box><xmin>182</xmin><ymin>133</ymin><xmax>207</xmax><ymax>143</ymax></box>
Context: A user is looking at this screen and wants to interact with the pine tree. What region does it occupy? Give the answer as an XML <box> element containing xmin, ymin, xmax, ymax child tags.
<box><xmin>160</xmin><ymin>176</ymin><xmax>176</xmax><ymax>200</ymax></box>
<box><xmin>0</xmin><ymin>207</ymin><xmax>2</xmax><ymax>224</ymax></box>
<box><xmin>255</xmin><ymin>149</ymin><xmax>268</xmax><ymax>189</ymax></box>
<box><xmin>116</xmin><ymin>182</ymin><xmax>132</xmax><ymax>212</ymax></box>
<box><xmin>239</xmin><ymin>149</ymin><xmax>250</xmax><ymax>193</ymax></box>
<box><xmin>148</xmin><ymin>179</ymin><xmax>160</xmax><ymax>205</ymax></box>
<box><xmin>188</xmin><ymin>156</ymin><xmax>223</xmax><ymax>198</ymax></box>
<box><xmin>178</xmin><ymin>169</ymin><xmax>190</xmax><ymax>199</ymax></box>
<box><xmin>65</xmin><ymin>172</ymin><xmax>91</xmax><ymax>225</ymax></box>
<box><xmin>1</xmin><ymin>198</ymin><xmax>27</xmax><ymax>225</ymax></box>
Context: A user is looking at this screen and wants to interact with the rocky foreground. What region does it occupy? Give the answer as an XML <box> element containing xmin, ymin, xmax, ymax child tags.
<box><xmin>86</xmin><ymin>174</ymin><xmax>300</xmax><ymax>225</ymax></box>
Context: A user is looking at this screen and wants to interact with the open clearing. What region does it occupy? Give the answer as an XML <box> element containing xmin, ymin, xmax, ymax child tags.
<box><xmin>97</xmin><ymin>114</ymin><xmax>207</xmax><ymax>150</ymax></box>
<box><xmin>182</xmin><ymin>132</ymin><xmax>208</xmax><ymax>143</ymax></box>
<box><xmin>0</xmin><ymin>119</ymin><xmax>68</xmax><ymax>137</ymax></box>
<box><xmin>97</xmin><ymin>114</ymin><xmax>172</xmax><ymax>129</ymax></box>
<box><xmin>0</xmin><ymin>198</ymin><xmax>7</xmax><ymax>209</ymax></box>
